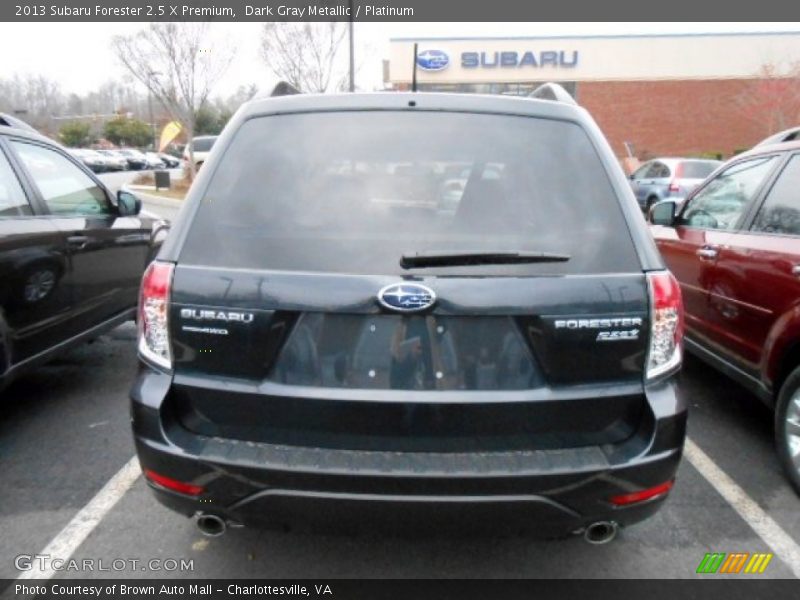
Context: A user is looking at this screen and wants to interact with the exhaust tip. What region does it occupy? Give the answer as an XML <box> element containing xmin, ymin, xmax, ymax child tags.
<box><xmin>196</xmin><ymin>513</ymin><xmax>227</xmax><ymax>537</ymax></box>
<box><xmin>583</xmin><ymin>521</ymin><xmax>618</xmax><ymax>545</ymax></box>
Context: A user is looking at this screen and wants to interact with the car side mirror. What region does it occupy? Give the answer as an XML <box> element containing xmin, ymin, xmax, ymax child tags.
<box><xmin>117</xmin><ymin>190</ymin><xmax>142</xmax><ymax>216</ymax></box>
<box><xmin>649</xmin><ymin>200</ymin><xmax>677</xmax><ymax>226</ymax></box>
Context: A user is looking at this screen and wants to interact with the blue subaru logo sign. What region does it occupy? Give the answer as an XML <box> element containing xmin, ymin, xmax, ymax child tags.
<box><xmin>378</xmin><ymin>283</ymin><xmax>437</xmax><ymax>312</ymax></box>
<box><xmin>416</xmin><ymin>49</ymin><xmax>450</xmax><ymax>72</ymax></box>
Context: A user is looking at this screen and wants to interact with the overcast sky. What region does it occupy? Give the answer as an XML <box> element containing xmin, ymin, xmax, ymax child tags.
<box><xmin>1</xmin><ymin>22</ymin><xmax>798</xmax><ymax>97</ymax></box>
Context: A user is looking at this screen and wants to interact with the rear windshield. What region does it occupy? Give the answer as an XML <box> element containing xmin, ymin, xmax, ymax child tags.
<box><xmin>192</xmin><ymin>137</ymin><xmax>216</xmax><ymax>152</ymax></box>
<box><xmin>180</xmin><ymin>111</ymin><xmax>640</xmax><ymax>275</ymax></box>
<box><xmin>680</xmin><ymin>160</ymin><xmax>719</xmax><ymax>179</ymax></box>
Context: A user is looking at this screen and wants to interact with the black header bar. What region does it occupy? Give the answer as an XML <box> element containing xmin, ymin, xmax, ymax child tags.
<box><xmin>2</xmin><ymin>0</ymin><xmax>798</xmax><ymax>22</ymax></box>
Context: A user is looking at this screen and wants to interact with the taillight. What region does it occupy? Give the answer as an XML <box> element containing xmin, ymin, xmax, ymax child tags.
<box><xmin>138</xmin><ymin>261</ymin><xmax>174</xmax><ymax>370</ymax></box>
<box><xmin>669</xmin><ymin>164</ymin><xmax>684</xmax><ymax>194</ymax></box>
<box><xmin>646</xmin><ymin>271</ymin><xmax>683</xmax><ymax>380</ymax></box>
<box><xmin>143</xmin><ymin>469</ymin><xmax>203</xmax><ymax>496</ymax></box>
<box><xmin>609</xmin><ymin>480</ymin><xmax>674</xmax><ymax>507</ymax></box>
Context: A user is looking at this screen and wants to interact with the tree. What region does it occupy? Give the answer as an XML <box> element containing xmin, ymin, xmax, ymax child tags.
<box><xmin>260</xmin><ymin>23</ymin><xmax>349</xmax><ymax>93</ymax></box>
<box><xmin>194</xmin><ymin>105</ymin><xmax>223</xmax><ymax>136</ymax></box>
<box><xmin>0</xmin><ymin>74</ymin><xmax>64</xmax><ymax>134</ymax></box>
<box><xmin>59</xmin><ymin>121</ymin><xmax>91</xmax><ymax>147</ymax></box>
<box><xmin>734</xmin><ymin>62</ymin><xmax>800</xmax><ymax>136</ymax></box>
<box><xmin>103</xmin><ymin>116</ymin><xmax>152</xmax><ymax>147</ymax></box>
<box><xmin>112</xmin><ymin>23</ymin><xmax>235</xmax><ymax>176</ymax></box>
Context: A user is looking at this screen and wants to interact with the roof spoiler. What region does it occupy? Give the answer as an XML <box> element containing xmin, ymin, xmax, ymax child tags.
<box><xmin>270</xmin><ymin>81</ymin><xmax>301</xmax><ymax>97</ymax></box>
<box><xmin>528</xmin><ymin>83</ymin><xmax>577</xmax><ymax>106</ymax></box>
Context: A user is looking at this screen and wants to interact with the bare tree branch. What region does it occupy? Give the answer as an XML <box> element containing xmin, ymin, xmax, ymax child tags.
<box><xmin>260</xmin><ymin>23</ymin><xmax>350</xmax><ymax>93</ymax></box>
<box><xmin>733</xmin><ymin>61</ymin><xmax>800</xmax><ymax>136</ymax></box>
<box><xmin>112</xmin><ymin>23</ymin><xmax>235</xmax><ymax>177</ymax></box>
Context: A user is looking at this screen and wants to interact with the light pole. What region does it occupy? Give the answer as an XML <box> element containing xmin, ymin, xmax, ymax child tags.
<box><xmin>147</xmin><ymin>71</ymin><xmax>160</xmax><ymax>150</ymax></box>
<box><xmin>348</xmin><ymin>0</ymin><xmax>355</xmax><ymax>92</ymax></box>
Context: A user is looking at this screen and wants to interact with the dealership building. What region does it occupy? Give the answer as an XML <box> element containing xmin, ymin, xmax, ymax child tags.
<box><xmin>387</xmin><ymin>32</ymin><xmax>800</xmax><ymax>160</ymax></box>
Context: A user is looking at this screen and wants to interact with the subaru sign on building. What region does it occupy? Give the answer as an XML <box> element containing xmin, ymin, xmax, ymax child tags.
<box><xmin>416</xmin><ymin>49</ymin><xmax>450</xmax><ymax>71</ymax></box>
<box><xmin>388</xmin><ymin>33</ymin><xmax>800</xmax><ymax>160</ymax></box>
<box><xmin>461</xmin><ymin>50</ymin><xmax>579</xmax><ymax>68</ymax></box>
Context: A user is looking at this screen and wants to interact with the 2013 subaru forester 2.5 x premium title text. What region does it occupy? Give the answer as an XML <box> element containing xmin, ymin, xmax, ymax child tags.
<box><xmin>130</xmin><ymin>86</ymin><xmax>686</xmax><ymax>542</ymax></box>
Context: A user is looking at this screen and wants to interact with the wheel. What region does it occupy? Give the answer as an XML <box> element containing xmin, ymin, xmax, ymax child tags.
<box><xmin>21</xmin><ymin>265</ymin><xmax>58</xmax><ymax>304</ymax></box>
<box><xmin>775</xmin><ymin>365</ymin><xmax>800</xmax><ymax>495</ymax></box>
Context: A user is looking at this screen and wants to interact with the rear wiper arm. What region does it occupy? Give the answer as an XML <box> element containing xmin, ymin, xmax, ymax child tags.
<box><xmin>400</xmin><ymin>250</ymin><xmax>571</xmax><ymax>269</ymax></box>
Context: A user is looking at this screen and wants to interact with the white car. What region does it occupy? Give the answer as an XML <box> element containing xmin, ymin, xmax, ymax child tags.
<box><xmin>144</xmin><ymin>152</ymin><xmax>167</xmax><ymax>170</ymax></box>
<box><xmin>69</xmin><ymin>149</ymin><xmax>109</xmax><ymax>173</ymax></box>
<box><xmin>182</xmin><ymin>136</ymin><xmax>217</xmax><ymax>169</ymax></box>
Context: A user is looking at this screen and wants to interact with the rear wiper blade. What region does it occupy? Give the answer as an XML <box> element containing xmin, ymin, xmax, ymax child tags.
<box><xmin>400</xmin><ymin>250</ymin><xmax>571</xmax><ymax>269</ymax></box>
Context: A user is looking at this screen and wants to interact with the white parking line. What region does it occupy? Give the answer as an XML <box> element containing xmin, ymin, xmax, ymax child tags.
<box><xmin>16</xmin><ymin>456</ymin><xmax>141</xmax><ymax>580</ymax></box>
<box><xmin>684</xmin><ymin>437</ymin><xmax>800</xmax><ymax>578</ymax></box>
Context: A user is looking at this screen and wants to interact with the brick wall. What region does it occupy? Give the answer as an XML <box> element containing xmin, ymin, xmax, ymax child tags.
<box><xmin>578</xmin><ymin>79</ymin><xmax>800</xmax><ymax>160</ymax></box>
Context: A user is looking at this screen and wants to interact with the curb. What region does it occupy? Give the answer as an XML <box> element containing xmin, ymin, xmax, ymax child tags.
<box><xmin>124</xmin><ymin>186</ymin><xmax>184</xmax><ymax>208</ymax></box>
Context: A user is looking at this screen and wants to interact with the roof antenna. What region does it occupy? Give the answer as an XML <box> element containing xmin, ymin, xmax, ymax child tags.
<box><xmin>411</xmin><ymin>43</ymin><xmax>418</xmax><ymax>92</ymax></box>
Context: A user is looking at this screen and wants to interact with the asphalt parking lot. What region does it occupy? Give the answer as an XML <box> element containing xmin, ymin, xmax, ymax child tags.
<box><xmin>1</xmin><ymin>172</ymin><xmax>799</xmax><ymax>582</ymax></box>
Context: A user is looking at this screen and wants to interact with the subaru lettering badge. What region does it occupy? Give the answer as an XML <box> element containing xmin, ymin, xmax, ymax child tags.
<box><xmin>378</xmin><ymin>283</ymin><xmax>437</xmax><ymax>313</ymax></box>
<box><xmin>416</xmin><ymin>49</ymin><xmax>450</xmax><ymax>72</ymax></box>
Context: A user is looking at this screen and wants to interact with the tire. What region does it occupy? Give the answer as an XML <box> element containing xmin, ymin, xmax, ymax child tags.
<box><xmin>775</xmin><ymin>365</ymin><xmax>800</xmax><ymax>496</ymax></box>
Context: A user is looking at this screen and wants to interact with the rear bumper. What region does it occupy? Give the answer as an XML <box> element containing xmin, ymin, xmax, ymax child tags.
<box><xmin>130</xmin><ymin>366</ymin><xmax>687</xmax><ymax>536</ymax></box>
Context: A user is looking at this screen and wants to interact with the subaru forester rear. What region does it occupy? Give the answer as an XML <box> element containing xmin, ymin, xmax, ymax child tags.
<box><xmin>130</xmin><ymin>89</ymin><xmax>686</xmax><ymax>541</ymax></box>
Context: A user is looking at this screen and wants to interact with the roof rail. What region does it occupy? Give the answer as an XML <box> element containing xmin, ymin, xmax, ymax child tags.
<box><xmin>253</xmin><ymin>81</ymin><xmax>302</xmax><ymax>101</ymax></box>
<box><xmin>0</xmin><ymin>113</ymin><xmax>38</xmax><ymax>132</ymax></box>
<box><xmin>528</xmin><ymin>83</ymin><xmax>577</xmax><ymax>105</ymax></box>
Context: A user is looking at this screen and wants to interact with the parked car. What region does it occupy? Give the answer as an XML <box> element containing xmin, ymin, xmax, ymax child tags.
<box><xmin>97</xmin><ymin>149</ymin><xmax>129</xmax><ymax>172</ymax></box>
<box><xmin>132</xmin><ymin>87</ymin><xmax>686</xmax><ymax>541</ymax></box>
<box><xmin>629</xmin><ymin>158</ymin><xmax>721</xmax><ymax>212</ymax></box>
<box><xmin>649</xmin><ymin>140</ymin><xmax>800</xmax><ymax>494</ymax></box>
<box><xmin>158</xmin><ymin>153</ymin><xmax>181</xmax><ymax>168</ymax></box>
<box><xmin>182</xmin><ymin>135</ymin><xmax>217</xmax><ymax>169</ymax></box>
<box><xmin>144</xmin><ymin>152</ymin><xmax>166</xmax><ymax>170</ymax></box>
<box><xmin>0</xmin><ymin>122</ymin><xmax>168</xmax><ymax>390</ymax></box>
<box><xmin>68</xmin><ymin>148</ymin><xmax>108</xmax><ymax>173</ymax></box>
<box><xmin>117</xmin><ymin>148</ymin><xmax>148</xmax><ymax>170</ymax></box>
<box><xmin>754</xmin><ymin>126</ymin><xmax>800</xmax><ymax>148</ymax></box>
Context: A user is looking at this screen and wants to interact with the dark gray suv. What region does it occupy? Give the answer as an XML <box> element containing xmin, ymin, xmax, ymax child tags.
<box><xmin>131</xmin><ymin>87</ymin><xmax>686</xmax><ymax>542</ymax></box>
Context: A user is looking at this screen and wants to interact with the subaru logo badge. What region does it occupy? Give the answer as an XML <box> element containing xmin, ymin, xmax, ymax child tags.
<box><xmin>378</xmin><ymin>283</ymin><xmax>437</xmax><ymax>313</ymax></box>
<box><xmin>416</xmin><ymin>49</ymin><xmax>450</xmax><ymax>72</ymax></box>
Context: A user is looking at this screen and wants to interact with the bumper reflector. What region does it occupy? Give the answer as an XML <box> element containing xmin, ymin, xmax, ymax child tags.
<box><xmin>143</xmin><ymin>469</ymin><xmax>204</xmax><ymax>496</ymax></box>
<box><xmin>609</xmin><ymin>480</ymin><xmax>674</xmax><ymax>507</ymax></box>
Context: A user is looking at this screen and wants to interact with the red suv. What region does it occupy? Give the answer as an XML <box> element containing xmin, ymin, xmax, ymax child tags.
<box><xmin>650</xmin><ymin>141</ymin><xmax>800</xmax><ymax>493</ymax></box>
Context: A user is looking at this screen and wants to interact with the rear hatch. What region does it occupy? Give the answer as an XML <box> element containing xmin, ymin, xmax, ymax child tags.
<box><xmin>167</xmin><ymin>109</ymin><xmax>650</xmax><ymax>453</ymax></box>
